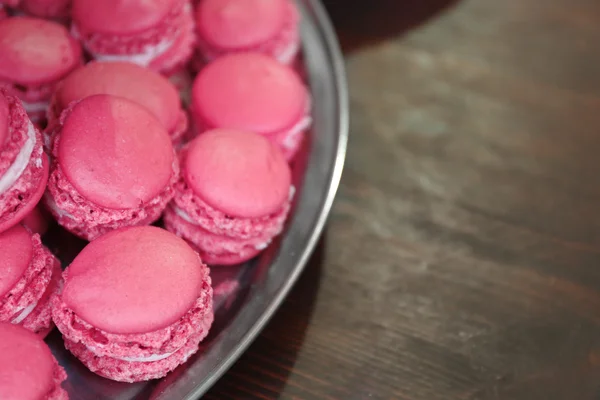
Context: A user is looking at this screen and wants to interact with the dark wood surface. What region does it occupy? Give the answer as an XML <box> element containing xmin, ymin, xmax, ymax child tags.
<box><xmin>206</xmin><ymin>0</ymin><xmax>600</xmax><ymax>398</ymax></box>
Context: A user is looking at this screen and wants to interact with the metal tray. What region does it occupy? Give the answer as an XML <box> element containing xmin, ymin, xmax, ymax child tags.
<box><xmin>44</xmin><ymin>0</ymin><xmax>348</xmax><ymax>398</ymax></box>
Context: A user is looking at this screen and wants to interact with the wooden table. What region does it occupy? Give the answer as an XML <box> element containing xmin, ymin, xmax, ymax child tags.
<box><xmin>206</xmin><ymin>0</ymin><xmax>600</xmax><ymax>398</ymax></box>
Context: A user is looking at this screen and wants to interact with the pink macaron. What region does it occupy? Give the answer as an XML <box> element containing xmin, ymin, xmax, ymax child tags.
<box><xmin>0</xmin><ymin>323</ymin><xmax>68</xmax><ymax>399</ymax></box>
<box><xmin>48</xmin><ymin>61</ymin><xmax>188</xmax><ymax>145</ymax></box>
<box><xmin>43</xmin><ymin>94</ymin><xmax>179</xmax><ymax>241</ymax></box>
<box><xmin>164</xmin><ymin>129</ymin><xmax>293</xmax><ymax>265</ymax></box>
<box><xmin>191</xmin><ymin>53</ymin><xmax>311</xmax><ymax>161</ymax></box>
<box><xmin>0</xmin><ymin>90</ymin><xmax>48</xmax><ymax>234</ymax></box>
<box><xmin>0</xmin><ymin>224</ymin><xmax>62</xmax><ymax>337</ymax></box>
<box><xmin>194</xmin><ymin>0</ymin><xmax>300</xmax><ymax>66</ymax></box>
<box><xmin>0</xmin><ymin>17</ymin><xmax>82</xmax><ymax>123</ymax></box>
<box><xmin>71</xmin><ymin>0</ymin><xmax>195</xmax><ymax>75</ymax></box>
<box><xmin>52</xmin><ymin>226</ymin><xmax>214</xmax><ymax>382</ymax></box>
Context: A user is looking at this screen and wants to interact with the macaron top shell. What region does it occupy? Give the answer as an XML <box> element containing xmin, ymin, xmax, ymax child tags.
<box><xmin>58</xmin><ymin>94</ymin><xmax>174</xmax><ymax>210</ymax></box>
<box><xmin>192</xmin><ymin>53</ymin><xmax>306</xmax><ymax>135</ymax></box>
<box><xmin>62</xmin><ymin>226</ymin><xmax>206</xmax><ymax>334</ymax></box>
<box><xmin>55</xmin><ymin>62</ymin><xmax>181</xmax><ymax>132</ymax></box>
<box><xmin>185</xmin><ymin>129</ymin><xmax>291</xmax><ymax>218</ymax></box>
<box><xmin>197</xmin><ymin>0</ymin><xmax>287</xmax><ymax>49</ymax></box>
<box><xmin>0</xmin><ymin>17</ymin><xmax>81</xmax><ymax>85</ymax></box>
<box><xmin>0</xmin><ymin>95</ymin><xmax>8</xmax><ymax>148</ymax></box>
<box><xmin>0</xmin><ymin>225</ymin><xmax>33</xmax><ymax>298</ymax></box>
<box><xmin>72</xmin><ymin>0</ymin><xmax>178</xmax><ymax>34</ymax></box>
<box><xmin>0</xmin><ymin>323</ymin><xmax>56</xmax><ymax>400</ymax></box>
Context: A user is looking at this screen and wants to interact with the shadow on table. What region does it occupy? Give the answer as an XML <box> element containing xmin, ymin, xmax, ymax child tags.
<box><xmin>321</xmin><ymin>0</ymin><xmax>461</xmax><ymax>53</ymax></box>
<box><xmin>202</xmin><ymin>234</ymin><xmax>327</xmax><ymax>399</ymax></box>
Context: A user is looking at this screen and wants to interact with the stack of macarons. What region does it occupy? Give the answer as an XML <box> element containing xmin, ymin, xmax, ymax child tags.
<box><xmin>164</xmin><ymin>129</ymin><xmax>293</xmax><ymax>265</ymax></box>
<box><xmin>0</xmin><ymin>16</ymin><xmax>81</xmax><ymax>124</ymax></box>
<box><xmin>0</xmin><ymin>224</ymin><xmax>61</xmax><ymax>337</ymax></box>
<box><xmin>43</xmin><ymin>94</ymin><xmax>179</xmax><ymax>241</ymax></box>
<box><xmin>52</xmin><ymin>226</ymin><xmax>214</xmax><ymax>382</ymax></box>
<box><xmin>0</xmin><ymin>0</ymin><xmax>310</xmax><ymax>391</ymax></box>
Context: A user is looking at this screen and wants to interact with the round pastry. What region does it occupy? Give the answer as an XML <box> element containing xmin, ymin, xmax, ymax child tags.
<box><xmin>0</xmin><ymin>224</ymin><xmax>62</xmax><ymax>337</ymax></box>
<box><xmin>0</xmin><ymin>90</ymin><xmax>48</xmax><ymax>234</ymax></box>
<box><xmin>48</xmin><ymin>61</ymin><xmax>188</xmax><ymax>145</ymax></box>
<box><xmin>0</xmin><ymin>17</ymin><xmax>82</xmax><ymax>123</ymax></box>
<box><xmin>52</xmin><ymin>226</ymin><xmax>214</xmax><ymax>383</ymax></box>
<box><xmin>164</xmin><ymin>129</ymin><xmax>293</xmax><ymax>265</ymax></box>
<box><xmin>191</xmin><ymin>53</ymin><xmax>311</xmax><ymax>161</ymax></box>
<box><xmin>71</xmin><ymin>0</ymin><xmax>195</xmax><ymax>74</ymax></box>
<box><xmin>0</xmin><ymin>323</ymin><xmax>68</xmax><ymax>399</ymax></box>
<box><xmin>194</xmin><ymin>0</ymin><xmax>300</xmax><ymax>66</ymax></box>
<box><xmin>43</xmin><ymin>94</ymin><xmax>179</xmax><ymax>241</ymax></box>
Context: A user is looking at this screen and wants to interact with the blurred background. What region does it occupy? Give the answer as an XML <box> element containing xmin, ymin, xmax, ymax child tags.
<box><xmin>206</xmin><ymin>0</ymin><xmax>600</xmax><ymax>399</ymax></box>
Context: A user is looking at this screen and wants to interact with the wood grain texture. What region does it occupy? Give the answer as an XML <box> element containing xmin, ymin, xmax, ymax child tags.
<box><xmin>206</xmin><ymin>0</ymin><xmax>600</xmax><ymax>398</ymax></box>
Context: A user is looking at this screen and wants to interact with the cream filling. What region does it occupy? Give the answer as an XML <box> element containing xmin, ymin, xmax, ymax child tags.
<box><xmin>280</xmin><ymin>114</ymin><xmax>312</xmax><ymax>150</ymax></box>
<box><xmin>276</xmin><ymin>39</ymin><xmax>300</xmax><ymax>65</ymax></box>
<box><xmin>173</xmin><ymin>204</ymin><xmax>197</xmax><ymax>224</ymax></box>
<box><xmin>11</xmin><ymin>301</ymin><xmax>38</xmax><ymax>324</ymax></box>
<box><xmin>119</xmin><ymin>351</ymin><xmax>178</xmax><ymax>362</ymax></box>
<box><xmin>71</xmin><ymin>24</ymin><xmax>175</xmax><ymax>68</ymax></box>
<box><xmin>21</xmin><ymin>100</ymin><xmax>49</xmax><ymax>115</ymax></box>
<box><xmin>203</xmin><ymin>31</ymin><xmax>299</xmax><ymax>65</ymax></box>
<box><xmin>43</xmin><ymin>130</ymin><xmax>53</xmax><ymax>150</ymax></box>
<box><xmin>174</xmin><ymin>186</ymin><xmax>295</xmax><ymax>225</ymax></box>
<box><xmin>255</xmin><ymin>241</ymin><xmax>270</xmax><ymax>251</ymax></box>
<box><xmin>0</xmin><ymin>121</ymin><xmax>36</xmax><ymax>195</ymax></box>
<box><xmin>92</xmin><ymin>38</ymin><xmax>174</xmax><ymax>67</ymax></box>
<box><xmin>172</xmin><ymin>205</ymin><xmax>271</xmax><ymax>251</ymax></box>
<box><xmin>171</xmin><ymin>186</ymin><xmax>294</xmax><ymax>251</ymax></box>
<box><xmin>86</xmin><ymin>345</ymin><xmax>179</xmax><ymax>363</ymax></box>
<box><xmin>43</xmin><ymin>192</ymin><xmax>73</xmax><ymax>219</ymax></box>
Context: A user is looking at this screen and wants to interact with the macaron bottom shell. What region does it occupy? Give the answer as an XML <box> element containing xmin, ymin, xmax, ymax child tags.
<box><xmin>43</xmin><ymin>174</ymin><xmax>173</xmax><ymax>242</ymax></box>
<box><xmin>163</xmin><ymin>204</ymin><xmax>266</xmax><ymax>266</ymax></box>
<box><xmin>64</xmin><ymin>326</ymin><xmax>211</xmax><ymax>383</ymax></box>
<box><xmin>47</xmin><ymin>358</ymin><xmax>69</xmax><ymax>400</ymax></box>
<box><xmin>20</xmin><ymin>260</ymin><xmax>62</xmax><ymax>337</ymax></box>
<box><xmin>52</xmin><ymin>278</ymin><xmax>214</xmax><ymax>361</ymax></box>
